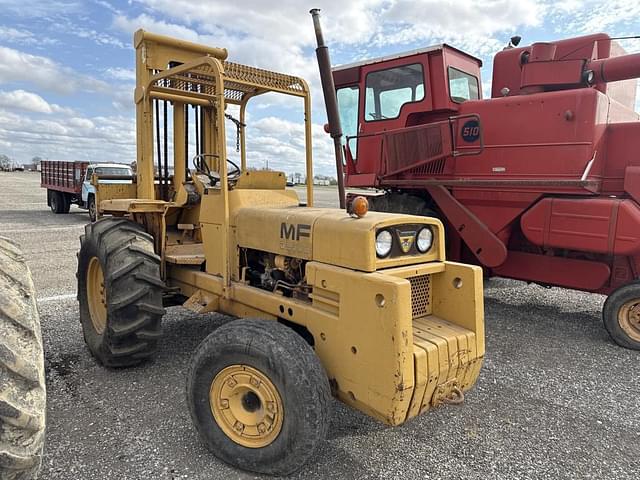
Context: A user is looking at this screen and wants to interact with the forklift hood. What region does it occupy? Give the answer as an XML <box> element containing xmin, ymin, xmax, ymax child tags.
<box><xmin>233</xmin><ymin>206</ymin><xmax>444</xmax><ymax>272</ymax></box>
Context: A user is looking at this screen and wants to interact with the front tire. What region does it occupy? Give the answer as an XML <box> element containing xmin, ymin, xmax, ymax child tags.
<box><xmin>0</xmin><ymin>237</ymin><xmax>46</xmax><ymax>480</ymax></box>
<box><xmin>603</xmin><ymin>282</ymin><xmax>640</xmax><ymax>350</ymax></box>
<box><xmin>77</xmin><ymin>218</ymin><xmax>165</xmax><ymax>367</ymax></box>
<box><xmin>187</xmin><ymin>319</ymin><xmax>331</xmax><ymax>475</ymax></box>
<box><xmin>87</xmin><ymin>195</ymin><xmax>97</xmax><ymax>223</ymax></box>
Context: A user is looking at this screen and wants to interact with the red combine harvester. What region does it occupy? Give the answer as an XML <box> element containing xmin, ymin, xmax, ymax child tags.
<box><xmin>317</xmin><ymin>28</ymin><xmax>640</xmax><ymax>349</ymax></box>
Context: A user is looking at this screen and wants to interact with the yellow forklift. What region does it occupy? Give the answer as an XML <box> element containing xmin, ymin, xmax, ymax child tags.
<box><xmin>76</xmin><ymin>29</ymin><xmax>485</xmax><ymax>475</ymax></box>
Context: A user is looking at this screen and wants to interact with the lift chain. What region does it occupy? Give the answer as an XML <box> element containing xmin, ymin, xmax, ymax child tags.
<box><xmin>225</xmin><ymin>113</ymin><xmax>246</xmax><ymax>152</ymax></box>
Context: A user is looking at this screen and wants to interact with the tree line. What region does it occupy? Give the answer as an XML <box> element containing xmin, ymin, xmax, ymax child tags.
<box><xmin>0</xmin><ymin>155</ymin><xmax>43</xmax><ymax>171</ymax></box>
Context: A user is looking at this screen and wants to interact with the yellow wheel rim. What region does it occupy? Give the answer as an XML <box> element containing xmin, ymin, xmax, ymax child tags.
<box><xmin>618</xmin><ymin>299</ymin><xmax>640</xmax><ymax>342</ymax></box>
<box><xmin>87</xmin><ymin>257</ymin><xmax>107</xmax><ymax>335</ymax></box>
<box><xmin>210</xmin><ymin>365</ymin><xmax>284</xmax><ymax>448</ymax></box>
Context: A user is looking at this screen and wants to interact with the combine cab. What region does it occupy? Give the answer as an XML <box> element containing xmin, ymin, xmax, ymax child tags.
<box><xmin>324</xmin><ymin>25</ymin><xmax>640</xmax><ymax>350</ymax></box>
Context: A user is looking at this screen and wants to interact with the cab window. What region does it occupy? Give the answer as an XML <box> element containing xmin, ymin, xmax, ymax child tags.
<box><xmin>364</xmin><ymin>63</ymin><xmax>425</xmax><ymax>121</ymax></box>
<box><xmin>336</xmin><ymin>85</ymin><xmax>360</xmax><ymax>159</ymax></box>
<box><xmin>94</xmin><ymin>166</ymin><xmax>131</xmax><ymax>176</ymax></box>
<box><xmin>448</xmin><ymin>67</ymin><xmax>480</xmax><ymax>103</ymax></box>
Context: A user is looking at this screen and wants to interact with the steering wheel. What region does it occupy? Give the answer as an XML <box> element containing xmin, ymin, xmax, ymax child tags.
<box><xmin>226</xmin><ymin>158</ymin><xmax>241</xmax><ymax>180</ymax></box>
<box><xmin>192</xmin><ymin>154</ymin><xmax>242</xmax><ymax>186</ymax></box>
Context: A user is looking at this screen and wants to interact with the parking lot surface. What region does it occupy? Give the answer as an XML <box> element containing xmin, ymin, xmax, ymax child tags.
<box><xmin>1</xmin><ymin>171</ymin><xmax>638</xmax><ymax>479</ymax></box>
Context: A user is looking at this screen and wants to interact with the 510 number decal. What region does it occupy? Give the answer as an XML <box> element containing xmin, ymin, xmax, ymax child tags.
<box><xmin>461</xmin><ymin>119</ymin><xmax>481</xmax><ymax>143</ymax></box>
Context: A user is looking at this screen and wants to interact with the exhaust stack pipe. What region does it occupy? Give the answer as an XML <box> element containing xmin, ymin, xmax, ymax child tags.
<box><xmin>310</xmin><ymin>8</ymin><xmax>346</xmax><ymax>209</ymax></box>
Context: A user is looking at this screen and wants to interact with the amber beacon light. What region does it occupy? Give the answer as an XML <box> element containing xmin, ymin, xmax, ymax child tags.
<box><xmin>348</xmin><ymin>196</ymin><xmax>369</xmax><ymax>218</ymax></box>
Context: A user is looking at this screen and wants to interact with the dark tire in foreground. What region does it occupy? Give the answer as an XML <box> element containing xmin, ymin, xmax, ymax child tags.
<box><xmin>77</xmin><ymin>218</ymin><xmax>165</xmax><ymax>367</ymax></box>
<box><xmin>0</xmin><ymin>237</ymin><xmax>46</xmax><ymax>480</ymax></box>
<box><xmin>187</xmin><ymin>319</ymin><xmax>331</xmax><ymax>475</ymax></box>
<box><xmin>603</xmin><ymin>282</ymin><xmax>640</xmax><ymax>350</ymax></box>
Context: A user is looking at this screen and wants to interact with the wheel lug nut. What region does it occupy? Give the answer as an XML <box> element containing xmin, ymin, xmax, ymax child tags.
<box><xmin>250</xmin><ymin>377</ymin><xmax>259</xmax><ymax>387</ymax></box>
<box><xmin>227</xmin><ymin>378</ymin><xmax>237</xmax><ymax>387</ymax></box>
<box><xmin>258</xmin><ymin>423</ymin><xmax>266</xmax><ymax>433</ymax></box>
<box><xmin>234</xmin><ymin>421</ymin><xmax>243</xmax><ymax>431</ymax></box>
<box><xmin>220</xmin><ymin>399</ymin><xmax>229</xmax><ymax>408</ymax></box>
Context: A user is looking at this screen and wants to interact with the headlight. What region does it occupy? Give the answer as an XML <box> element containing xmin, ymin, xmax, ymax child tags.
<box><xmin>416</xmin><ymin>227</ymin><xmax>433</xmax><ymax>253</ymax></box>
<box><xmin>375</xmin><ymin>230</ymin><xmax>393</xmax><ymax>258</ymax></box>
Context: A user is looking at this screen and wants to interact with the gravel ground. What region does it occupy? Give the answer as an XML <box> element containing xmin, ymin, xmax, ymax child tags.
<box><xmin>1</xmin><ymin>171</ymin><xmax>638</xmax><ymax>480</ymax></box>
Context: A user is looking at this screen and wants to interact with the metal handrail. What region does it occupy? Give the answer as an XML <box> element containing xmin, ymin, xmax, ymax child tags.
<box><xmin>344</xmin><ymin>113</ymin><xmax>484</xmax><ymax>178</ymax></box>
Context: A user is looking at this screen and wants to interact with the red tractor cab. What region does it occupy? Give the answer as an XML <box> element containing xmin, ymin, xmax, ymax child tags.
<box><xmin>325</xmin><ymin>33</ymin><xmax>640</xmax><ymax>350</ymax></box>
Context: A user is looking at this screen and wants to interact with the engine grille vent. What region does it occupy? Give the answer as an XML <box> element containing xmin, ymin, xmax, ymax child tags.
<box><xmin>409</xmin><ymin>274</ymin><xmax>431</xmax><ymax>318</ymax></box>
<box><xmin>408</xmin><ymin>157</ymin><xmax>446</xmax><ymax>176</ymax></box>
<box><xmin>384</xmin><ymin>124</ymin><xmax>445</xmax><ymax>176</ymax></box>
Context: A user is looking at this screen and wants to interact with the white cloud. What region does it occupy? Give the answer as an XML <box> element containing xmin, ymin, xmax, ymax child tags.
<box><xmin>113</xmin><ymin>13</ymin><xmax>201</xmax><ymax>42</ymax></box>
<box><xmin>0</xmin><ymin>90</ymin><xmax>50</xmax><ymax>113</ymax></box>
<box><xmin>131</xmin><ymin>0</ymin><xmax>545</xmax><ymax>54</ymax></box>
<box><xmin>104</xmin><ymin>67</ymin><xmax>136</xmax><ymax>81</ymax></box>
<box><xmin>59</xmin><ymin>23</ymin><xmax>126</xmax><ymax>49</ymax></box>
<box><xmin>92</xmin><ymin>0</ymin><xmax>121</xmax><ymax>15</ymax></box>
<box><xmin>0</xmin><ymin>4</ymin><xmax>123</xmax><ymax>47</ymax></box>
<box><xmin>0</xmin><ymin>26</ymin><xmax>58</xmax><ymax>45</ymax></box>
<box><xmin>0</xmin><ymin>45</ymin><xmax>112</xmax><ymax>96</ymax></box>
<box><xmin>0</xmin><ymin>0</ymin><xmax>82</xmax><ymax>17</ymax></box>
<box><xmin>249</xmin><ymin>116</ymin><xmax>334</xmax><ymax>174</ymax></box>
<box><xmin>373</xmin><ymin>0</ymin><xmax>545</xmax><ymax>57</ymax></box>
<box><xmin>383</xmin><ymin>0</ymin><xmax>545</xmax><ymax>33</ymax></box>
<box><xmin>0</xmin><ymin>89</ymin><xmax>74</xmax><ymax>114</ymax></box>
<box><xmin>0</xmin><ymin>108</ymin><xmax>136</xmax><ymax>163</ymax></box>
<box><xmin>552</xmin><ymin>0</ymin><xmax>640</xmax><ymax>35</ymax></box>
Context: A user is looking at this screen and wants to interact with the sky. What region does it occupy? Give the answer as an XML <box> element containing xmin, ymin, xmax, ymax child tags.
<box><xmin>0</xmin><ymin>0</ymin><xmax>639</xmax><ymax>176</ymax></box>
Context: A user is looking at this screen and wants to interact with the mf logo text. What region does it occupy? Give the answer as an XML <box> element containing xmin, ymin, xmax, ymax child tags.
<box><xmin>280</xmin><ymin>223</ymin><xmax>311</xmax><ymax>241</ymax></box>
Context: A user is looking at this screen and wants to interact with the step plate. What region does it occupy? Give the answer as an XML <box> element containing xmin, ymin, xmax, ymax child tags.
<box><xmin>165</xmin><ymin>243</ymin><xmax>205</xmax><ymax>265</ymax></box>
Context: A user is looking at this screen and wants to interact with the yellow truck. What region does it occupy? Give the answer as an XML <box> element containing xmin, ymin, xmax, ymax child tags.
<box><xmin>76</xmin><ymin>29</ymin><xmax>485</xmax><ymax>475</ymax></box>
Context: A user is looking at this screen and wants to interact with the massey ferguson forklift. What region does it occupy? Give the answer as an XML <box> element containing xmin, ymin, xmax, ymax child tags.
<box><xmin>76</xmin><ymin>29</ymin><xmax>485</xmax><ymax>474</ymax></box>
<box><xmin>325</xmin><ymin>24</ymin><xmax>640</xmax><ymax>350</ymax></box>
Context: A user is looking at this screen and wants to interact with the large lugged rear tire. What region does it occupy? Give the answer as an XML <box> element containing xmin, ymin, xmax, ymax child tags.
<box><xmin>187</xmin><ymin>319</ymin><xmax>331</xmax><ymax>475</ymax></box>
<box><xmin>0</xmin><ymin>237</ymin><xmax>46</xmax><ymax>480</ymax></box>
<box><xmin>77</xmin><ymin>218</ymin><xmax>165</xmax><ymax>367</ymax></box>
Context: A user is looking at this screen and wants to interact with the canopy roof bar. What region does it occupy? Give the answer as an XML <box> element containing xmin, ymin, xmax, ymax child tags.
<box><xmin>146</xmin><ymin>58</ymin><xmax>308</xmax><ymax>106</ymax></box>
<box><xmin>135</xmin><ymin>28</ymin><xmax>314</xmax><ymax>208</ymax></box>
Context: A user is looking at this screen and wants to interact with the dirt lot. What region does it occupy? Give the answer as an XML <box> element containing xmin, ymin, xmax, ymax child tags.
<box><xmin>1</xmin><ymin>171</ymin><xmax>638</xmax><ymax>479</ymax></box>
